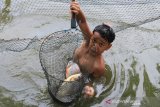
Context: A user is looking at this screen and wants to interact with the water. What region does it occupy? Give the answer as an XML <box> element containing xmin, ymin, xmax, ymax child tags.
<box><xmin>0</xmin><ymin>0</ymin><xmax>160</xmax><ymax>107</ymax></box>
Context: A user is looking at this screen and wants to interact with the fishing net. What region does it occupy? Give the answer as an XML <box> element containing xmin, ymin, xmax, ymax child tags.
<box><xmin>0</xmin><ymin>0</ymin><xmax>160</xmax><ymax>104</ymax></box>
<box><xmin>39</xmin><ymin>29</ymin><xmax>86</xmax><ymax>103</ymax></box>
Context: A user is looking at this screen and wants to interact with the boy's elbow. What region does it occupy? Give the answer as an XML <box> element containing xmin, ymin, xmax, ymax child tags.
<box><xmin>93</xmin><ymin>70</ymin><xmax>105</xmax><ymax>78</ymax></box>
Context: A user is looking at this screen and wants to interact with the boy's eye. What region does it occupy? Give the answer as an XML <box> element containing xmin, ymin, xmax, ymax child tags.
<box><xmin>99</xmin><ymin>43</ymin><xmax>103</xmax><ymax>47</ymax></box>
<box><xmin>92</xmin><ymin>39</ymin><xmax>95</xmax><ymax>43</ymax></box>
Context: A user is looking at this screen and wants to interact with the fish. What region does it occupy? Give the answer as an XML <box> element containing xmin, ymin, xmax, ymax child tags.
<box><xmin>65</xmin><ymin>73</ymin><xmax>81</xmax><ymax>81</ymax></box>
<box><xmin>55</xmin><ymin>73</ymin><xmax>83</xmax><ymax>102</ymax></box>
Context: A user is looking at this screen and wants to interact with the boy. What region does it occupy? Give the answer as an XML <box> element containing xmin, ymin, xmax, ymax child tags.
<box><xmin>70</xmin><ymin>2</ymin><xmax>115</xmax><ymax>78</ymax></box>
<box><xmin>62</xmin><ymin>1</ymin><xmax>115</xmax><ymax>99</ymax></box>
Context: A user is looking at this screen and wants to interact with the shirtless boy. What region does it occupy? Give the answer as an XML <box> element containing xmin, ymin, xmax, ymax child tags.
<box><xmin>70</xmin><ymin>2</ymin><xmax>116</xmax><ymax>78</ymax></box>
<box><xmin>64</xmin><ymin>2</ymin><xmax>115</xmax><ymax>98</ymax></box>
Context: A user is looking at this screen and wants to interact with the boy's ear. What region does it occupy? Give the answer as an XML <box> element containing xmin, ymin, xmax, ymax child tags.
<box><xmin>105</xmin><ymin>44</ymin><xmax>112</xmax><ymax>50</ymax></box>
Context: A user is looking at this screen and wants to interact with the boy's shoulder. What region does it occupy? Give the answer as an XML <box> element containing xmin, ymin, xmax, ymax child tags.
<box><xmin>93</xmin><ymin>58</ymin><xmax>105</xmax><ymax>77</ymax></box>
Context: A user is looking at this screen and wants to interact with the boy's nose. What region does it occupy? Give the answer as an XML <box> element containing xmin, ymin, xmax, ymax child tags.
<box><xmin>94</xmin><ymin>43</ymin><xmax>98</xmax><ymax>49</ymax></box>
<box><xmin>85</xmin><ymin>90</ymin><xmax>90</xmax><ymax>95</ymax></box>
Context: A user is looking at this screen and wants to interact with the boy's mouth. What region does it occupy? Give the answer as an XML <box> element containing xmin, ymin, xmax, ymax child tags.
<box><xmin>91</xmin><ymin>46</ymin><xmax>97</xmax><ymax>53</ymax></box>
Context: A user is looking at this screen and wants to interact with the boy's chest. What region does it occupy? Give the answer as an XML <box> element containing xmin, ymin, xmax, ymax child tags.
<box><xmin>76</xmin><ymin>51</ymin><xmax>100</xmax><ymax>73</ymax></box>
<box><xmin>73</xmin><ymin>43</ymin><xmax>101</xmax><ymax>73</ymax></box>
<box><xmin>78</xmin><ymin>55</ymin><xmax>95</xmax><ymax>73</ymax></box>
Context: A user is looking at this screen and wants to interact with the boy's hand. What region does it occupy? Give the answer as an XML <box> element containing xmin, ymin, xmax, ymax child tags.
<box><xmin>70</xmin><ymin>2</ymin><xmax>81</xmax><ymax>15</ymax></box>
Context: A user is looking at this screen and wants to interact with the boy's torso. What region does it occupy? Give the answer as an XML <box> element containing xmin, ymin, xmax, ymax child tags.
<box><xmin>73</xmin><ymin>41</ymin><xmax>105</xmax><ymax>75</ymax></box>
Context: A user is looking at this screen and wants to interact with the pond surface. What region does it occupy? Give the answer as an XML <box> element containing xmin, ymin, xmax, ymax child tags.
<box><xmin>0</xmin><ymin>0</ymin><xmax>160</xmax><ymax>107</ymax></box>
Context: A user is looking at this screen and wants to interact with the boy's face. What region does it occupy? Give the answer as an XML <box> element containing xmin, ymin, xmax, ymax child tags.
<box><xmin>89</xmin><ymin>31</ymin><xmax>112</xmax><ymax>56</ymax></box>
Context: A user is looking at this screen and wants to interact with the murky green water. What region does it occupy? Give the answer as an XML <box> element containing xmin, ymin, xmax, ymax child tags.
<box><xmin>0</xmin><ymin>0</ymin><xmax>12</xmax><ymax>31</ymax></box>
<box><xmin>0</xmin><ymin>0</ymin><xmax>160</xmax><ymax>107</ymax></box>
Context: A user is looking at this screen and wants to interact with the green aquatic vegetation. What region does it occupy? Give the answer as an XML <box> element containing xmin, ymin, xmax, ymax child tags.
<box><xmin>35</xmin><ymin>88</ymin><xmax>50</xmax><ymax>103</ymax></box>
<box><xmin>120</xmin><ymin>64</ymin><xmax>125</xmax><ymax>92</ymax></box>
<box><xmin>0</xmin><ymin>97</ymin><xmax>24</xmax><ymax>107</ymax></box>
<box><xmin>117</xmin><ymin>57</ymin><xmax>140</xmax><ymax>107</ymax></box>
<box><xmin>156</xmin><ymin>63</ymin><xmax>160</xmax><ymax>73</ymax></box>
<box><xmin>140</xmin><ymin>65</ymin><xmax>160</xmax><ymax>107</ymax></box>
<box><xmin>89</xmin><ymin>64</ymin><xmax>112</xmax><ymax>87</ymax></box>
<box><xmin>90</xmin><ymin>64</ymin><xmax>116</xmax><ymax>105</ymax></box>
<box><xmin>0</xmin><ymin>0</ymin><xmax>13</xmax><ymax>26</ymax></box>
<box><xmin>154</xmin><ymin>45</ymin><xmax>160</xmax><ymax>50</ymax></box>
<box><xmin>104</xmin><ymin>64</ymin><xmax>113</xmax><ymax>85</ymax></box>
<box><xmin>97</xmin><ymin>64</ymin><xmax>115</xmax><ymax>97</ymax></box>
<box><xmin>0</xmin><ymin>87</ymin><xmax>37</xmax><ymax>107</ymax></box>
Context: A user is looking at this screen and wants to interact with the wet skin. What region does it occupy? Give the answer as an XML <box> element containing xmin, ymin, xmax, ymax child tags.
<box><xmin>73</xmin><ymin>31</ymin><xmax>112</xmax><ymax>77</ymax></box>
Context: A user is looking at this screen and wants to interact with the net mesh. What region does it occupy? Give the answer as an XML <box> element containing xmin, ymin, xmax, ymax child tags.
<box><xmin>10</xmin><ymin>0</ymin><xmax>160</xmax><ymax>23</ymax></box>
<box><xmin>0</xmin><ymin>37</ymin><xmax>39</xmax><ymax>52</ymax></box>
<box><xmin>40</xmin><ymin>30</ymin><xmax>82</xmax><ymax>80</ymax></box>
<box><xmin>0</xmin><ymin>0</ymin><xmax>160</xmax><ymax>51</ymax></box>
<box><xmin>0</xmin><ymin>0</ymin><xmax>160</xmax><ymax>103</ymax></box>
<box><xmin>1</xmin><ymin>0</ymin><xmax>160</xmax><ymax>32</ymax></box>
<box><xmin>39</xmin><ymin>29</ymin><xmax>85</xmax><ymax>103</ymax></box>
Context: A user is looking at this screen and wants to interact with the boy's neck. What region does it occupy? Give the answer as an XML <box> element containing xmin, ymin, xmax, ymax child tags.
<box><xmin>88</xmin><ymin>51</ymin><xmax>102</xmax><ymax>58</ymax></box>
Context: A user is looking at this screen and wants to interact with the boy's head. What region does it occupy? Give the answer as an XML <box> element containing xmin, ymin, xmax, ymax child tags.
<box><xmin>93</xmin><ymin>23</ymin><xmax>115</xmax><ymax>44</ymax></box>
<box><xmin>89</xmin><ymin>24</ymin><xmax>115</xmax><ymax>56</ymax></box>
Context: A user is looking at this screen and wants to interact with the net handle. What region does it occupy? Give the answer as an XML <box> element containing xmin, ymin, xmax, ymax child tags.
<box><xmin>71</xmin><ymin>0</ymin><xmax>76</xmax><ymax>28</ymax></box>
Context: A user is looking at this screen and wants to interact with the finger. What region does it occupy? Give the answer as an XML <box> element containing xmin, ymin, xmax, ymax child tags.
<box><xmin>71</xmin><ymin>10</ymin><xmax>78</xmax><ymax>15</ymax></box>
<box><xmin>70</xmin><ymin>3</ymin><xmax>79</xmax><ymax>8</ymax></box>
<box><xmin>70</xmin><ymin>2</ymin><xmax>79</xmax><ymax>7</ymax></box>
<box><xmin>72</xmin><ymin>2</ymin><xmax>79</xmax><ymax>5</ymax></box>
<box><xmin>70</xmin><ymin>6</ymin><xmax>79</xmax><ymax>12</ymax></box>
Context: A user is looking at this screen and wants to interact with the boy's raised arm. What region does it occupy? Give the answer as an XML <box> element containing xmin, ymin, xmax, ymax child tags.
<box><xmin>70</xmin><ymin>2</ymin><xmax>92</xmax><ymax>41</ymax></box>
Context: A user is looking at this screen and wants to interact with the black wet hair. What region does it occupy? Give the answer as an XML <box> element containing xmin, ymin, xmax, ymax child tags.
<box><xmin>93</xmin><ymin>24</ymin><xmax>115</xmax><ymax>43</ymax></box>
